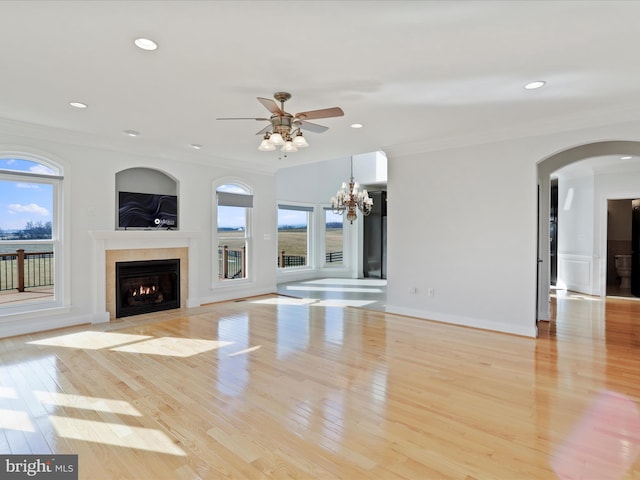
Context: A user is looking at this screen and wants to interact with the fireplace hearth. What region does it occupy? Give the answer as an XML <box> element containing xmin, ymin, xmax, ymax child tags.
<box><xmin>115</xmin><ymin>259</ymin><xmax>180</xmax><ymax>318</ymax></box>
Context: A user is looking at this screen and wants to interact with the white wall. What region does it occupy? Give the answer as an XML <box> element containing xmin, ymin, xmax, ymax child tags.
<box><xmin>385</xmin><ymin>139</ymin><xmax>540</xmax><ymax>337</ymax></box>
<box><xmin>550</xmin><ymin>166</ymin><xmax>640</xmax><ymax>296</ymax></box>
<box><xmin>556</xmin><ymin>173</ymin><xmax>596</xmax><ymax>294</ymax></box>
<box><xmin>0</xmin><ymin>130</ymin><xmax>277</xmax><ymax>338</ymax></box>
<box><xmin>386</xmin><ymin>119</ymin><xmax>640</xmax><ymax>337</ymax></box>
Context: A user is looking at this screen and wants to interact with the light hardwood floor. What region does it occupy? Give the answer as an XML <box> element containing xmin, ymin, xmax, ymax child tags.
<box><xmin>1</xmin><ymin>291</ymin><xmax>640</xmax><ymax>479</ymax></box>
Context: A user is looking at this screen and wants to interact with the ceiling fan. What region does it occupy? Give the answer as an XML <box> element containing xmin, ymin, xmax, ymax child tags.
<box><xmin>217</xmin><ymin>92</ymin><xmax>344</xmax><ymax>153</ymax></box>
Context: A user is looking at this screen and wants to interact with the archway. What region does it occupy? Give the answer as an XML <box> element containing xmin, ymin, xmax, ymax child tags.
<box><xmin>537</xmin><ymin>141</ymin><xmax>640</xmax><ymax>324</ymax></box>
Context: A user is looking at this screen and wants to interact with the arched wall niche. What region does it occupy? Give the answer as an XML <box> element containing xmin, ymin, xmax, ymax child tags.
<box><xmin>115</xmin><ymin>167</ymin><xmax>178</xmax><ymax>195</ymax></box>
<box><xmin>536</xmin><ymin>140</ymin><xmax>640</xmax><ymax>325</ymax></box>
<box><xmin>114</xmin><ymin>167</ymin><xmax>179</xmax><ymax>230</ymax></box>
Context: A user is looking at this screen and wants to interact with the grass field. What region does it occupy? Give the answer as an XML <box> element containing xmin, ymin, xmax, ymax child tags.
<box><xmin>277</xmin><ymin>228</ymin><xmax>342</xmax><ymax>257</ymax></box>
<box><xmin>218</xmin><ymin>228</ymin><xmax>343</xmax><ymax>261</ymax></box>
<box><xmin>0</xmin><ymin>243</ymin><xmax>53</xmax><ymax>254</ymax></box>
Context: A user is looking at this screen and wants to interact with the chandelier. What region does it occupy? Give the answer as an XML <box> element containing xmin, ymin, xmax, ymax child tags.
<box><xmin>331</xmin><ymin>157</ymin><xmax>373</xmax><ymax>224</ymax></box>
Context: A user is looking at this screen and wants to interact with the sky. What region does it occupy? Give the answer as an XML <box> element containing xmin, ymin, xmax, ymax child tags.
<box><xmin>0</xmin><ymin>158</ymin><xmax>54</xmax><ymax>232</ymax></box>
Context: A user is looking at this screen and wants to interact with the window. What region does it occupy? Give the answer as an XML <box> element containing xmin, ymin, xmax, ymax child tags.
<box><xmin>0</xmin><ymin>156</ymin><xmax>62</xmax><ymax>311</ymax></box>
<box><xmin>277</xmin><ymin>204</ymin><xmax>312</xmax><ymax>269</ymax></box>
<box><xmin>324</xmin><ymin>209</ymin><xmax>344</xmax><ymax>265</ymax></box>
<box><xmin>216</xmin><ymin>184</ymin><xmax>252</xmax><ymax>280</ymax></box>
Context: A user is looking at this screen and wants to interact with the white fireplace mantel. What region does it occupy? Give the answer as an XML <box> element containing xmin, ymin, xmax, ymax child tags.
<box><xmin>90</xmin><ymin>230</ymin><xmax>202</xmax><ymax>323</ymax></box>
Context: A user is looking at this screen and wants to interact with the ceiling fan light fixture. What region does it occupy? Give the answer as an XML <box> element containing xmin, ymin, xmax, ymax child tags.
<box><xmin>258</xmin><ymin>135</ymin><xmax>276</xmax><ymax>151</ymax></box>
<box><xmin>219</xmin><ymin>92</ymin><xmax>344</xmax><ymax>155</ymax></box>
<box><xmin>281</xmin><ymin>141</ymin><xmax>298</xmax><ymax>153</ymax></box>
<box><xmin>292</xmin><ymin>132</ymin><xmax>309</xmax><ymax>148</ymax></box>
<box><xmin>269</xmin><ymin>132</ymin><xmax>284</xmax><ymax>146</ymax></box>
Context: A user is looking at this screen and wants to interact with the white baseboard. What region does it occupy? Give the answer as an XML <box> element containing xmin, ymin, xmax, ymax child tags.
<box><xmin>386</xmin><ymin>304</ymin><xmax>538</xmax><ymax>338</ymax></box>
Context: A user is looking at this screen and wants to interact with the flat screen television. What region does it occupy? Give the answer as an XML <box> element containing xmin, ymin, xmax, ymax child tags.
<box><xmin>118</xmin><ymin>191</ymin><xmax>178</xmax><ymax>229</ymax></box>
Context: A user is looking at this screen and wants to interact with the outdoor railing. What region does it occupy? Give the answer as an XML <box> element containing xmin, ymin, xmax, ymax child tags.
<box><xmin>278</xmin><ymin>251</ymin><xmax>307</xmax><ymax>268</ymax></box>
<box><xmin>0</xmin><ymin>249</ymin><xmax>54</xmax><ymax>292</ymax></box>
<box><xmin>325</xmin><ymin>251</ymin><xmax>343</xmax><ymax>263</ymax></box>
<box><xmin>218</xmin><ymin>245</ymin><xmax>245</xmax><ymax>279</ymax></box>
<box><xmin>277</xmin><ymin>251</ymin><xmax>342</xmax><ymax>268</ymax></box>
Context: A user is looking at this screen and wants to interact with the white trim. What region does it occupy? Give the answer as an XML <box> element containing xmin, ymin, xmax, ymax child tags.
<box><xmin>386</xmin><ymin>304</ymin><xmax>538</xmax><ymax>338</ymax></box>
<box><xmin>213</xmin><ymin>178</ymin><xmax>254</xmax><ymax>286</ymax></box>
<box><xmin>89</xmin><ymin>230</ymin><xmax>202</xmax><ymax>321</ymax></box>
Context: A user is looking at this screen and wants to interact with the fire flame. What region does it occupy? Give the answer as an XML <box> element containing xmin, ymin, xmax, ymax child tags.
<box><xmin>132</xmin><ymin>285</ymin><xmax>157</xmax><ymax>297</ymax></box>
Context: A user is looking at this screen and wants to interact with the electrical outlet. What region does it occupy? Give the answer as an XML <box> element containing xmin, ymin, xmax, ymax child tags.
<box><xmin>408</xmin><ymin>286</ymin><xmax>417</xmax><ymax>294</ymax></box>
<box><xmin>427</xmin><ymin>288</ymin><xmax>435</xmax><ymax>297</ymax></box>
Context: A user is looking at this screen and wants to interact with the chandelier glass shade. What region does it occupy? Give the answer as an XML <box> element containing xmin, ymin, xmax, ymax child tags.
<box><xmin>331</xmin><ymin>157</ymin><xmax>373</xmax><ymax>224</ymax></box>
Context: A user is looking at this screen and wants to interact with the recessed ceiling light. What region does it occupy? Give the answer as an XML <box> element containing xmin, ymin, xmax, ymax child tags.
<box><xmin>123</xmin><ymin>130</ymin><xmax>140</xmax><ymax>137</ymax></box>
<box><xmin>69</xmin><ymin>101</ymin><xmax>87</xmax><ymax>109</ymax></box>
<box><xmin>621</xmin><ymin>156</ymin><xmax>633</xmax><ymax>160</ymax></box>
<box><xmin>524</xmin><ymin>81</ymin><xmax>546</xmax><ymax>90</ymax></box>
<box><xmin>350</xmin><ymin>123</ymin><xmax>364</xmax><ymax>129</ymax></box>
<box><xmin>134</xmin><ymin>37</ymin><xmax>158</xmax><ymax>51</ymax></box>
<box><xmin>190</xmin><ymin>144</ymin><xmax>202</xmax><ymax>150</ymax></box>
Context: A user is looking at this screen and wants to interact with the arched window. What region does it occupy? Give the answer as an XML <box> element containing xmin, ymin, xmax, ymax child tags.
<box><xmin>0</xmin><ymin>156</ymin><xmax>63</xmax><ymax>312</ymax></box>
<box><xmin>215</xmin><ymin>183</ymin><xmax>253</xmax><ymax>281</ymax></box>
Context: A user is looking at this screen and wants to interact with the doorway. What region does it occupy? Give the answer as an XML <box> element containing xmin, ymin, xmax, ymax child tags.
<box><xmin>537</xmin><ymin>140</ymin><xmax>640</xmax><ymax>326</ymax></box>
<box><xmin>550</xmin><ymin>179</ymin><xmax>558</xmax><ymax>286</ymax></box>
<box><xmin>606</xmin><ymin>199</ymin><xmax>635</xmax><ymax>298</ymax></box>
<box><xmin>363</xmin><ymin>190</ymin><xmax>387</xmax><ymax>279</ymax></box>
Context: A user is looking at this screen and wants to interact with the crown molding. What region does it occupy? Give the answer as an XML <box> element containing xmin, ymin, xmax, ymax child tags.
<box><xmin>0</xmin><ymin>117</ymin><xmax>278</xmax><ymax>176</ymax></box>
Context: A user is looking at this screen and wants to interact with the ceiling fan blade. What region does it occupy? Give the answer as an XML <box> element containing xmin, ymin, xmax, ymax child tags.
<box><xmin>257</xmin><ymin>97</ymin><xmax>284</xmax><ymax>115</ymax></box>
<box><xmin>299</xmin><ymin>120</ymin><xmax>329</xmax><ymax>133</ymax></box>
<box><xmin>255</xmin><ymin>125</ymin><xmax>272</xmax><ymax>135</ymax></box>
<box><xmin>216</xmin><ymin>117</ymin><xmax>270</xmax><ymax>121</ymax></box>
<box><xmin>294</xmin><ymin>107</ymin><xmax>344</xmax><ymax>121</ymax></box>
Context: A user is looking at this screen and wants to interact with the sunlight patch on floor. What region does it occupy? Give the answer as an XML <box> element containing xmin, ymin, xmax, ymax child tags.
<box><xmin>0</xmin><ymin>408</ymin><xmax>35</xmax><ymax>432</ymax></box>
<box><xmin>252</xmin><ymin>297</ymin><xmax>317</xmax><ymax>306</ymax></box>
<box><xmin>284</xmin><ymin>285</ymin><xmax>384</xmax><ymax>293</ymax></box>
<box><xmin>49</xmin><ymin>416</ymin><xmax>186</xmax><ymax>456</ymax></box>
<box><xmin>0</xmin><ymin>386</ymin><xmax>18</xmax><ymax>399</ymax></box>
<box><xmin>313</xmin><ymin>299</ymin><xmax>376</xmax><ymax>307</ymax></box>
<box><xmin>111</xmin><ymin>337</ymin><xmax>233</xmax><ymax>357</ymax></box>
<box><xmin>252</xmin><ymin>297</ymin><xmax>375</xmax><ymax>308</ymax></box>
<box><xmin>34</xmin><ymin>391</ymin><xmax>142</xmax><ymax>417</ymax></box>
<box><xmin>28</xmin><ymin>331</ymin><xmax>152</xmax><ymax>349</ymax></box>
<box><xmin>301</xmin><ymin>278</ymin><xmax>387</xmax><ymax>287</ymax></box>
<box><xmin>228</xmin><ymin>345</ymin><xmax>262</xmax><ymax>357</ymax></box>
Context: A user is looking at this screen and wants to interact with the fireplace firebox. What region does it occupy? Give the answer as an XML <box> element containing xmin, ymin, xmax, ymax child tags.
<box><xmin>115</xmin><ymin>259</ymin><xmax>180</xmax><ymax>318</ymax></box>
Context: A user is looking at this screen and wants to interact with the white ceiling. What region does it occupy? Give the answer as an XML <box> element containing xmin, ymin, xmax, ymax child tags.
<box><xmin>2</xmin><ymin>1</ymin><xmax>640</xmax><ymax>173</ymax></box>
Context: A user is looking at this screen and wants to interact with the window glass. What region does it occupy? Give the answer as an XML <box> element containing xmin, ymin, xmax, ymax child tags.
<box><xmin>216</xmin><ymin>184</ymin><xmax>251</xmax><ymax>280</ymax></box>
<box><xmin>0</xmin><ymin>158</ymin><xmax>57</xmax><ymax>175</ymax></box>
<box><xmin>324</xmin><ymin>209</ymin><xmax>343</xmax><ymax>265</ymax></box>
<box><xmin>278</xmin><ymin>207</ymin><xmax>309</xmax><ymax>268</ymax></box>
<box><xmin>0</xmin><ymin>157</ymin><xmax>59</xmax><ymax>310</ymax></box>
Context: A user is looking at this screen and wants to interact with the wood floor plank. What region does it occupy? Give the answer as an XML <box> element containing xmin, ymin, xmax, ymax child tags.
<box><xmin>2</xmin><ymin>292</ymin><xmax>640</xmax><ymax>478</ymax></box>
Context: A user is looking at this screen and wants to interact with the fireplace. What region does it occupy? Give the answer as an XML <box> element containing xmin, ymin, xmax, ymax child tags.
<box><xmin>115</xmin><ymin>259</ymin><xmax>180</xmax><ymax>318</ymax></box>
